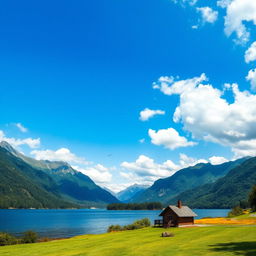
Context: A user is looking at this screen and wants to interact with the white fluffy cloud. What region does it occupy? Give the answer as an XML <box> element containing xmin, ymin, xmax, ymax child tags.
<box><xmin>121</xmin><ymin>155</ymin><xmax>179</xmax><ymax>184</ymax></box>
<box><xmin>104</xmin><ymin>183</ymin><xmax>134</xmax><ymax>194</ymax></box>
<box><xmin>246</xmin><ymin>69</ymin><xmax>256</xmax><ymax>91</ymax></box>
<box><xmin>120</xmin><ymin>153</ymin><xmax>225</xmax><ymax>185</ymax></box>
<box><xmin>217</xmin><ymin>0</ymin><xmax>232</xmax><ymax>8</ymax></box>
<box><xmin>153</xmin><ymin>73</ymin><xmax>207</xmax><ymax>95</ymax></box>
<box><xmin>223</xmin><ymin>0</ymin><xmax>256</xmax><ymax>43</ymax></box>
<box><xmin>31</xmin><ymin>148</ymin><xmax>113</xmax><ymax>185</ymax></box>
<box><xmin>0</xmin><ymin>130</ymin><xmax>40</xmax><ymax>149</ymax></box>
<box><xmin>245</xmin><ymin>42</ymin><xmax>256</xmax><ymax>63</ymax></box>
<box><xmin>15</xmin><ymin>123</ymin><xmax>28</xmax><ymax>133</ymax></box>
<box><xmin>148</xmin><ymin>127</ymin><xmax>196</xmax><ymax>150</ymax></box>
<box><xmin>154</xmin><ymin>74</ymin><xmax>256</xmax><ymax>158</ymax></box>
<box><xmin>197</xmin><ymin>7</ymin><xmax>218</xmax><ymax>24</ymax></box>
<box><xmin>73</xmin><ymin>164</ymin><xmax>112</xmax><ymax>184</ymax></box>
<box><xmin>31</xmin><ymin>148</ymin><xmax>89</xmax><ymax>165</ymax></box>
<box><xmin>171</xmin><ymin>0</ymin><xmax>198</xmax><ymax>6</ymax></box>
<box><xmin>139</xmin><ymin>108</ymin><xmax>165</xmax><ymax>121</ymax></box>
<box><xmin>209</xmin><ymin>156</ymin><xmax>228</xmax><ymax>165</ymax></box>
<box><xmin>179</xmin><ymin>153</ymin><xmax>208</xmax><ymax>167</ymax></box>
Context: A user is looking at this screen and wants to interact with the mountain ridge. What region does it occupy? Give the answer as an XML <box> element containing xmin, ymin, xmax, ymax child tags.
<box><xmin>131</xmin><ymin>158</ymin><xmax>248</xmax><ymax>204</ymax></box>
<box><xmin>0</xmin><ymin>141</ymin><xmax>119</xmax><ymax>208</ymax></box>
<box><xmin>170</xmin><ymin>156</ymin><xmax>256</xmax><ymax>208</ymax></box>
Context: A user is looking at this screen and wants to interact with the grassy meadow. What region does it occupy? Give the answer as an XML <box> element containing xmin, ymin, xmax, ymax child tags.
<box><xmin>0</xmin><ymin>225</ymin><xmax>255</xmax><ymax>256</ymax></box>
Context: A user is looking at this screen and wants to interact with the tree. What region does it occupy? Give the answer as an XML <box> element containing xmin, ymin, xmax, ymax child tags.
<box><xmin>228</xmin><ymin>206</ymin><xmax>243</xmax><ymax>217</ymax></box>
<box><xmin>248</xmin><ymin>184</ymin><xmax>256</xmax><ymax>212</ymax></box>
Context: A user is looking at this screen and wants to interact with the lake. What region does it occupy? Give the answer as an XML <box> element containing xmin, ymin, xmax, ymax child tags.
<box><xmin>0</xmin><ymin>209</ymin><xmax>229</xmax><ymax>238</ymax></box>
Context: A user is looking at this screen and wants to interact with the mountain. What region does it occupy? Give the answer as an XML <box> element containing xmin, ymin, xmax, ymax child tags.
<box><xmin>171</xmin><ymin>157</ymin><xmax>256</xmax><ymax>208</ymax></box>
<box><xmin>116</xmin><ymin>184</ymin><xmax>148</xmax><ymax>202</ymax></box>
<box><xmin>0</xmin><ymin>141</ymin><xmax>119</xmax><ymax>208</ymax></box>
<box><xmin>131</xmin><ymin>158</ymin><xmax>248</xmax><ymax>204</ymax></box>
<box><xmin>0</xmin><ymin>145</ymin><xmax>76</xmax><ymax>209</ymax></box>
<box><xmin>103</xmin><ymin>187</ymin><xmax>117</xmax><ymax>197</ymax></box>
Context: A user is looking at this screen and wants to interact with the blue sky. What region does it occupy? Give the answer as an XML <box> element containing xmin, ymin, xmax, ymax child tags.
<box><xmin>1</xmin><ymin>0</ymin><xmax>256</xmax><ymax>192</ymax></box>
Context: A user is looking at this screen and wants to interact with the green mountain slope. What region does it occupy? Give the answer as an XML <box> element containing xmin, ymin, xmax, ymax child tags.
<box><xmin>0</xmin><ymin>142</ymin><xmax>119</xmax><ymax>208</ymax></box>
<box><xmin>131</xmin><ymin>158</ymin><xmax>247</xmax><ymax>204</ymax></box>
<box><xmin>171</xmin><ymin>157</ymin><xmax>256</xmax><ymax>208</ymax></box>
<box><xmin>0</xmin><ymin>146</ymin><xmax>76</xmax><ymax>209</ymax></box>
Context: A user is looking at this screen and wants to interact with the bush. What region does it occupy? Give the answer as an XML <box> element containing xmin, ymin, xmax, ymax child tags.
<box><xmin>133</xmin><ymin>218</ymin><xmax>151</xmax><ymax>227</ymax></box>
<box><xmin>123</xmin><ymin>224</ymin><xmax>141</xmax><ymax>230</ymax></box>
<box><xmin>108</xmin><ymin>218</ymin><xmax>151</xmax><ymax>232</ymax></box>
<box><xmin>0</xmin><ymin>232</ymin><xmax>18</xmax><ymax>246</ymax></box>
<box><xmin>21</xmin><ymin>230</ymin><xmax>38</xmax><ymax>243</ymax></box>
<box><xmin>107</xmin><ymin>225</ymin><xmax>123</xmax><ymax>232</ymax></box>
<box><xmin>228</xmin><ymin>206</ymin><xmax>244</xmax><ymax>218</ymax></box>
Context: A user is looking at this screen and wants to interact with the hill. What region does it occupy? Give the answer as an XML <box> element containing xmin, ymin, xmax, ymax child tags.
<box><xmin>171</xmin><ymin>157</ymin><xmax>256</xmax><ymax>208</ymax></box>
<box><xmin>131</xmin><ymin>158</ymin><xmax>247</xmax><ymax>204</ymax></box>
<box><xmin>0</xmin><ymin>141</ymin><xmax>119</xmax><ymax>208</ymax></box>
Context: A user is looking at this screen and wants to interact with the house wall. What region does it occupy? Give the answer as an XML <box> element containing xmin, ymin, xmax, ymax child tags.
<box><xmin>162</xmin><ymin>209</ymin><xmax>194</xmax><ymax>227</ymax></box>
<box><xmin>162</xmin><ymin>208</ymin><xmax>179</xmax><ymax>227</ymax></box>
<box><xmin>177</xmin><ymin>217</ymin><xmax>194</xmax><ymax>226</ymax></box>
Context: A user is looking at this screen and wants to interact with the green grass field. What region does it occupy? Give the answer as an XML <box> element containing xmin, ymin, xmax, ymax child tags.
<box><xmin>0</xmin><ymin>226</ymin><xmax>255</xmax><ymax>256</ymax></box>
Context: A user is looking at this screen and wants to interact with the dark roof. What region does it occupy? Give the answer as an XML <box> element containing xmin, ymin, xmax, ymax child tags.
<box><xmin>159</xmin><ymin>205</ymin><xmax>197</xmax><ymax>217</ymax></box>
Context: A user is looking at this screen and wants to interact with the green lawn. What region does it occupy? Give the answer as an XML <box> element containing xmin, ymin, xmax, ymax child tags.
<box><xmin>235</xmin><ymin>212</ymin><xmax>256</xmax><ymax>220</ymax></box>
<box><xmin>0</xmin><ymin>226</ymin><xmax>256</xmax><ymax>256</ymax></box>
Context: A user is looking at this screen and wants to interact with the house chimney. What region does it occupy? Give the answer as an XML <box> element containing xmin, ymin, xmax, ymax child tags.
<box><xmin>177</xmin><ymin>200</ymin><xmax>182</xmax><ymax>208</ymax></box>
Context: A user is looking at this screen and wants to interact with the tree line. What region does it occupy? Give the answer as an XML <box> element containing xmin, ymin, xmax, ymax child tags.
<box><xmin>107</xmin><ymin>202</ymin><xmax>163</xmax><ymax>210</ymax></box>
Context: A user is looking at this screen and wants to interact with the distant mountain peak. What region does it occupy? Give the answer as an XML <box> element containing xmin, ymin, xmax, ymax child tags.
<box><xmin>116</xmin><ymin>183</ymin><xmax>149</xmax><ymax>202</ymax></box>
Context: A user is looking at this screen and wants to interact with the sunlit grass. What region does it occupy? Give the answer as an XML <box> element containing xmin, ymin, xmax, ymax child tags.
<box><xmin>195</xmin><ymin>212</ymin><xmax>256</xmax><ymax>225</ymax></box>
<box><xmin>0</xmin><ymin>225</ymin><xmax>255</xmax><ymax>256</ymax></box>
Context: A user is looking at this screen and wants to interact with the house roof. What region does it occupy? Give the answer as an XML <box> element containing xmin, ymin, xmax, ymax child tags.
<box><xmin>159</xmin><ymin>205</ymin><xmax>197</xmax><ymax>217</ymax></box>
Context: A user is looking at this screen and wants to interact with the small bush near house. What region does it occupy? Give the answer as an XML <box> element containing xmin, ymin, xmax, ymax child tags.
<box><xmin>133</xmin><ymin>218</ymin><xmax>151</xmax><ymax>227</ymax></box>
<box><xmin>108</xmin><ymin>218</ymin><xmax>151</xmax><ymax>232</ymax></box>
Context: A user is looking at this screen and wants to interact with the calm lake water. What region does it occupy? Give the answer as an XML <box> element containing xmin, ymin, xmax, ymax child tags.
<box><xmin>0</xmin><ymin>209</ymin><xmax>229</xmax><ymax>238</ymax></box>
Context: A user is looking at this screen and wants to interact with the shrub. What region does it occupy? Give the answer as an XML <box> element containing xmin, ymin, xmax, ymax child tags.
<box><xmin>107</xmin><ymin>225</ymin><xmax>123</xmax><ymax>232</ymax></box>
<box><xmin>123</xmin><ymin>224</ymin><xmax>140</xmax><ymax>230</ymax></box>
<box><xmin>108</xmin><ymin>218</ymin><xmax>151</xmax><ymax>232</ymax></box>
<box><xmin>0</xmin><ymin>232</ymin><xmax>18</xmax><ymax>246</ymax></box>
<box><xmin>133</xmin><ymin>218</ymin><xmax>151</xmax><ymax>227</ymax></box>
<box><xmin>228</xmin><ymin>206</ymin><xmax>244</xmax><ymax>218</ymax></box>
<box><xmin>21</xmin><ymin>230</ymin><xmax>38</xmax><ymax>243</ymax></box>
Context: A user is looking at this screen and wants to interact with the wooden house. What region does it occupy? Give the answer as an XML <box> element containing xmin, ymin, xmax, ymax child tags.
<box><xmin>157</xmin><ymin>200</ymin><xmax>197</xmax><ymax>227</ymax></box>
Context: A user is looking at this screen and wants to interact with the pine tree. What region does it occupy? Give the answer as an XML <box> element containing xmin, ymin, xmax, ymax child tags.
<box><xmin>248</xmin><ymin>185</ymin><xmax>256</xmax><ymax>212</ymax></box>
